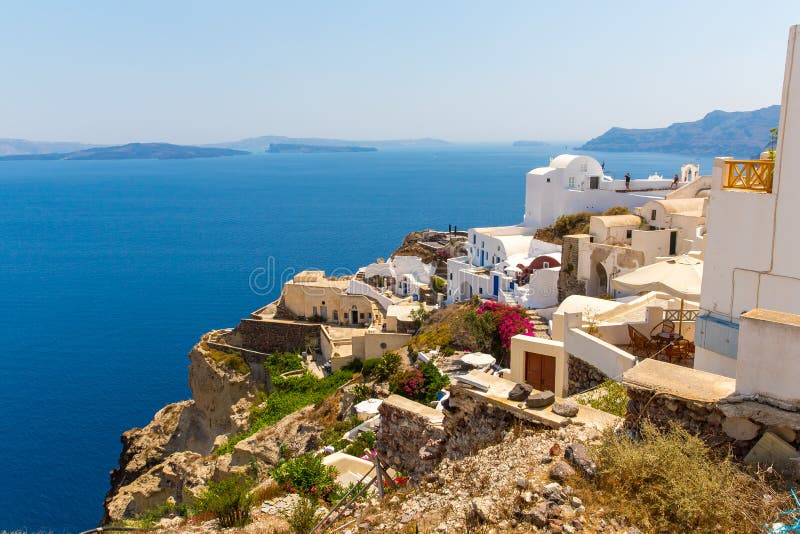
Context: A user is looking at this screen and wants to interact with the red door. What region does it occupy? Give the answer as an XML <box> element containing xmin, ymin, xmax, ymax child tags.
<box><xmin>525</xmin><ymin>352</ymin><xmax>556</xmax><ymax>392</ymax></box>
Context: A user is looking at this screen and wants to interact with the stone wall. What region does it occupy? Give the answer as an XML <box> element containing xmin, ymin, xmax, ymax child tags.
<box><xmin>558</xmin><ymin>235</ymin><xmax>587</xmax><ymax>302</ymax></box>
<box><xmin>443</xmin><ymin>385</ymin><xmax>528</xmax><ymax>459</ymax></box>
<box><xmin>567</xmin><ymin>354</ymin><xmax>608</xmax><ymax>396</ymax></box>
<box><xmin>376</xmin><ymin>386</ymin><xmax>546</xmax><ymax>481</ymax></box>
<box><xmin>206</xmin><ymin>339</ymin><xmax>274</xmax><ymax>392</ymax></box>
<box><xmin>376</xmin><ymin>395</ymin><xmax>446</xmax><ymax>480</ymax></box>
<box><xmin>226</xmin><ymin>318</ymin><xmax>321</xmax><ymax>354</ymax></box>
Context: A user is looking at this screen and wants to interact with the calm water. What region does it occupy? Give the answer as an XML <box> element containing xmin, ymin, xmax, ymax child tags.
<box><xmin>0</xmin><ymin>144</ymin><xmax>712</xmax><ymax>532</ymax></box>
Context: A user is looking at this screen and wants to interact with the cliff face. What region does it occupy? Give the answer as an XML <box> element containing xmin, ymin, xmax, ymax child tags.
<box><xmin>103</xmin><ymin>336</ymin><xmax>348</xmax><ymax>523</ymax></box>
<box><xmin>103</xmin><ymin>341</ymin><xmax>257</xmax><ymax>522</ymax></box>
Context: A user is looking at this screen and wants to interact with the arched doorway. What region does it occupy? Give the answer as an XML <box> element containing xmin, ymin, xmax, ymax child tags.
<box><xmin>590</xmin><ymin>262</ymin><xmax>608</xmax><ymax>296</ymax></box>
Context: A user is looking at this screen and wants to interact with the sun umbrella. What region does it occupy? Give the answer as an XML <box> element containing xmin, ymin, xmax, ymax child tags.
<box><xmin>611</xmin><ymin>255</ymin><xmax>703</xmax><ymax>333</ymax></box>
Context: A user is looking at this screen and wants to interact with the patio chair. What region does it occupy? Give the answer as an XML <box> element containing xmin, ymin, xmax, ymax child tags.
<box><xmin>650</xmin><ymin>319</ymin><xmax>676</xmax><ymax>338</ymax></box>
<box><xmin>628</xmin><ymin>325</ymin><xmax>658</xmax><ymax>355</ymax></box>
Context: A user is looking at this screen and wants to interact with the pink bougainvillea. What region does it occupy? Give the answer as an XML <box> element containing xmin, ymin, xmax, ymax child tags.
<box><xmin>476</xmin><ymin>300</ymin><xmax>536</xmax><ymax>349</ymax></box>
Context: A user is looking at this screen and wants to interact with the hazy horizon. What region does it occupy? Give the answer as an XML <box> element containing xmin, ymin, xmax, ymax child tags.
<box><xmin>1</xmin><ymin>1</ymin><xmax>797</xmax><ymax>145</ymax></box>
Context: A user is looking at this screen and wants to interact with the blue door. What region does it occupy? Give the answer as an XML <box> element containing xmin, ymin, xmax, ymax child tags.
<box><xmin>493</xmin><ymin>275</ymin><xmax>499</xmax><ymax>297</ymax></box>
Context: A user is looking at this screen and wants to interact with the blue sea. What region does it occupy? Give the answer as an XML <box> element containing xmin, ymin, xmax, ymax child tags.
<box><xmin>0</xmin><ymin>144</ymin><xmax>713</xmax><ymax>532</ymax></box>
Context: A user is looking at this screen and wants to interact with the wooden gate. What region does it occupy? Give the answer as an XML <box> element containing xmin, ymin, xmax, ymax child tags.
<box><xmin>525</xmin><ymin>351</ymin><xmax>556</xmax><ymax>392</ymax></box>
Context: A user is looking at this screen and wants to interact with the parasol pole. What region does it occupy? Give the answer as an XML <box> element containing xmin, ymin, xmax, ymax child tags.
<box><xmin>678</xmin><ymin>298</ymin><xmax>685</xmax><ymax>335</ymax></box>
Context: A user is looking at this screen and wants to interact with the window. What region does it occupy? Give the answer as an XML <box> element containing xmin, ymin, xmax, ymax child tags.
<box><xmin>546</xmin><ymin>178</ymin><xmax>551</xmax><ymax>183</ymax></box>
<box><xmin>449</xmin><ymin>273</ymin><xmax>453</xmax><ymax>280</ymax></box>
<box><xmin>333</xmin><ymin>310</ymin><xmax>339</xmax><ymax>321</ymax></box>
<box><xmin>481</xmin><ymin>241</ymin><xmax>484</xmax><ymax>248</ymax></box>
<box><xmin>568</xmin><ymin>176</ymin><xmax>575</xmax><ymax>188</ymax></box>
<box><xmin>360</xmin><ymin>313</ymin><xmax>365</xmax><ymax>319</ymax></box>
<box><xmin>321</xmin><ymin>300</ymin><xmax>325</xmax><ymax>305</ymax></box>
<box><xmin>479</xmin><ymin>287</ymin><xmax>483</xmax><ymax>294</ymax></box>
<box><xmin>380</xmin><ymin>342</ymin><xmax>387</xmax><ymax>350</ymax></box>
<box><xmin>312</xmin><ymin>306</ymin><xmax>317</xmax><ymax>316</ymax></box>
<box><xmin>497</xmin><ymin>246</ymin><xmax>501</xmax><ymax>251</ymax></box>
<box><xmin>579</xmin><ymin>162</ymin><xmax>588</xmax><ymax>172</ymax></box>
<box><xmin>651</xmin><ymin>210</ymin><xmax>657</xmax><ymax>221</ymax></box>
<box><xmin>472</xmin><ymin>235</ymin><xmax>476</xmax><ymax>244</ymax></box>
<box><xmin>626</xmin><ymin>229</ymin><xmax>633</xmax><ymax>239</ymax></box>
<box><xmin>543</xmin><ymin>262</ymin><xmax>550</xmax><ymax>268</ymax></box>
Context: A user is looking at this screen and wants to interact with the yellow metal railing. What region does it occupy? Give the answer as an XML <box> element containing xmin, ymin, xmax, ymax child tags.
<box><xmin>723</xmin><ymin>159</ymin><xmax>774</xmax><ymax>193</ymax></box>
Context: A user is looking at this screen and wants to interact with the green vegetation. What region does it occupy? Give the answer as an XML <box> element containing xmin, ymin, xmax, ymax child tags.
<box><xmin>320</xmin><ymin>414</ymin><xmax>361</xmax><ymax>449</ymax></box>
<box><xmin>271</xmin><ymin>453</ymin><xmax>339</xmax><ymax>501</ymax></box>
<box><xmin>602</xmin><ymin>206</ymin><xmax>631</xmax><ymax>216</ymax></box>
<box><xmin>342</xmin><ymin>430</ymin><xmax>375</xmax><ymax>457</ymax></box>
<box><xmin>451</xmin><ymin>307</ymin><xmax>497</xmax><ymax>353</ymax></box>
<box><xmin>409</xmin><ymin>303</ymin><xmax>432</xmax><ymax>329</ymax></box>
<box><xmin>216</xmin><ymin>368</ymin><xmax>353</xmax><ymax>455</ymax></box>
<box><xmin>286</xmin><ymin>496</ymin><xmax>320</xmax><ymax>534</ymax></box>
<box><xmin>205</xmin><ymin>344</ymin><xmax>250</xmax><ymax>375</ymax></box>
<box><xmin>342</xmin><ymin>358</ymin><xmax>363</xmax><ymax>373</ymax></box>
<box><xmin>264</xmin><ymin>351</ymin><xmax>304</xmax><ymax>375</ymax></box>
<box><xmin>430</xmin><ymin>275</ymin><xmax>446</xmax><ymax>293</ymax></box>
<box><xmin>585</xmin><ymin>422</ymin><xmax>789</xmax><ymax>531</ymax></box>
<box><xmin>417</xmin><ymin>361</ymin><xmax>450</xmax><ymax>403</ymax></box>
<box><xmin>350</xmin><ymin>383</ymin><xmax>371</xmax><ymax>403</ymax></box>
<box><xmin>389</xmin><ymin>361</ymin><xmax>449</xmax><ymax>404</ymax></box>
<box><xmin>192</xmin><ymin>474</ymin><xmax>255</xmax><ymax>528</ymax></box>
<box><xmin>372</xmin><ymin>352</ymin><xmax>402</xmax><ymax>381</ymax></box>
<box><xmin>359</xmin><ymin>358</ymin><xmax>381</xmax><ymax>377</ymax></box>
<box><xmin>576</xmin><ymin>379</ymin><xmax>627</xmax><ymax>417</ymax></box>
<box><xmin>132</xmin><ymin>501</ymin><xmax>188</xmax><ymax>528</ymax></box>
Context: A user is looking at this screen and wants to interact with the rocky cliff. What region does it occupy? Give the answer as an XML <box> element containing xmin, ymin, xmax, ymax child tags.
<box><xmin>103</xmin><ymin>337</ymin><xmax>346</xmax><ymax>523</ymax></box>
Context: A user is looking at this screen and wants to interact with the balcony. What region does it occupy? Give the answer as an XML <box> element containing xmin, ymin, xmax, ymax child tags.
<box><xmin>723</xmin><ymin>159</ymin><xmax>774</xmax><ymax>193</ymax></box>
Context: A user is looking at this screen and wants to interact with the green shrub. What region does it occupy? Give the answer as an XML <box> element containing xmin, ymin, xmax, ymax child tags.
<box><xmin>320</xmin><ymin>414</ymin><xmax>361</xmax><ymax>447</ymax></box>
<box><xmin>577</xmin><ymin>379</ymin><xmax>627</xmax><ymax>417</ymax></box>
<box><xmin>216</xmin><ymin>369</ymin><xmax>353</xmax><ymax>455</ymax></box>
<box><xmin>451</xmin><ymin>308</ymin><xmax>496</xmax><ymax>353</ymax></box>
<box><xmin>351</xmin><ymin>383</ymin><xmax>371</xmax><ymax>404</ymax></box>
<box><xmin>206</xmin><ymin>346</ymin><xmax>250</xmax><ymax>375</ymax></box>
<box><xmin>431</xmin><ymin>276</ymin><xmax>446</xmax><ymax>293</ymax></box>
<box><xmin>410</xmin><ymin>303</ymin><xmax>432</xmax><ymax>329</ymax></box>
<box><xmin>264</xmin><ymin>352</ymin><xmax>303</xmax><ymax>375</ymax></box>
<box><xmin>135</xmin><ymin>501</ymin><xmax>188</xmax><ymax>528</ymax></box>
<box><xmin>286</xmin><ymin>496</ymin><xmax>320</xmax><ymax>534</ymax></box>
<box><xmin>373</xmin><ymin>352</ymin><xmax>402</xmax><ymax>382</ymax></box>
<box><xmin>418</xmin><ymin>361</ymin><xmax>450</xmax><ymax>404</ymax></box>
<box><xmin>343</xmin><ymin>431</ymin><xmax>376</xmax><ymax>457</ymax></box>
<box><xmin>342</xmin><ymin>358</ymin><xmax>363</xmax><ymax>373</ymax></box>
<box><xmin>602</xmin><ymin>206</ymin><xmax>631</xmax><ymax>216</ymax></box>
<box><xmin>360</xmin><ymin>358</ymin><xmax>382</xmax><ymax>377</ymax></box>
<box><xmin>271</xmin><ymin>453</ymin><xmax>339</xmax><ymax>501</ymax></box>
<box><xmin>192</xmin><ymin>474</ymin><xmax>255</xmax><ymax>528</ymax></box>
<box><xmin>587</xmin><ymin>422</ymin><xmax>789</xmax><ymax>531</ymax></box>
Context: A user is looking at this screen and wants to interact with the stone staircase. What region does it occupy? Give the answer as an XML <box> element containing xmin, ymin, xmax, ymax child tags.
<box><xmin>500</xmin><ymin>289</ymin><xmax>519</xmax><ymax>306</ymax></box>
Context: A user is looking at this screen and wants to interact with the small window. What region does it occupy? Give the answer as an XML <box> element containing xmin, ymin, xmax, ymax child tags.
<box><xmin>312</xmin><ymin>306</ymin><xmax>317</xmax><ymax>316</ymax></box>
<box><xmin>449</xmin><ymin>273</ymin><xmax>453</xmax><ymax>280</ymax></box>
<box><xmin>543</xmin><ymin>261</ymin><xmax>550</xmax><ymax>268</ymax></box>
<box><xmin>579</xmin><ymin>162</ymin><xmax>588</xmax><ymax>172</ymax></box>
<box><xmin>360</xmin><ymin>313</ymin><xmax>365</xmax><ymax>319</ymax></box>
<box><xmin>472</xmin><ymin>235</ymin><xmax>476</xmax><ymax>244</ymax></box>
<box><xmin>481</xmin><ymin>241</ymin><xmax>484</xmax><ymax>248</ymax></box>
<box><xmin>568</xmin><ymin>176</ymin><xmax>576</xmax><ymax>188</ymax></box>
<box><xmin>497</xmin><ymin>246</ymin><xmax>501</xmax><ymax>251</ymax></box>
<box><xmin>380</xmin><ymin>342</ymin><xmax>387</xmax><ymax>350</ymax></box>
<box><xmin>479</xmin><ymin>287</ymin><xmax>483</xmax><ymax>294</ymax></box>
<box><xmin>546</xmin><ymin>178</ymin><xmax>551</xmax><ymax>183</ymax></box>
<box><xmin>651</xmin><ymin>210</ymin><xmax>657</xmax><ymax>221</ymax></box>
<box><xmin>626</xmin><ymin>229</ymin><xmax>633</xmax><ymax>239</ymax></box>
<box><xmin>333</xmin><ymin>310</ymin><xmax>339</xmax><ymax>321</ymax></box>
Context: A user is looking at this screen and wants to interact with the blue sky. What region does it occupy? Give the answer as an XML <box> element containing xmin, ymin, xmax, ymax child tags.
<box><xmin>1</xmin><ymin>1</ymin><xmax>798</xmax><ymax>144</ymax></box>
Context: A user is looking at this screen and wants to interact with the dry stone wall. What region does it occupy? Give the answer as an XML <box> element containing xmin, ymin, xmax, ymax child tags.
<box><xmin>227</xmin><ymin>318</ymin><xmax>320</xmax><ymax>354</ymax></box>
<box><xmin>567</xmin><ymin>354</ymin><xmax>608</xmax><ymax>396</ymax></box>
<box><xmin>558</xmin><ymin>236</ymin><xmax>587</xmax><ymax>302</ymax></box>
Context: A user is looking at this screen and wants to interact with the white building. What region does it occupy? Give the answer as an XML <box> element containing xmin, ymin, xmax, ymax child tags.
<box><xmin>359</xmin><ymin>255</ymin><xmax>434</xmax><ymax>300</ymax></box>
<box><xmin>523</xmin><ymin>154</ymin><xmax>681</xmax><ymax>229</ymax></box>
<box><xmin>692</xmin><ymin>25</ymin><xmax>800</xmax><ymax>406</ymax></box>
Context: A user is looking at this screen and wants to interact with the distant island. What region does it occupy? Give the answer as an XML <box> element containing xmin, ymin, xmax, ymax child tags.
<box><xmin>208</xmin><ymin>135</ymin><xmax>448</xmax><ymax>152</ymax></box>
<box><xmin>266</xmin><ymin>143</ymin><xmax>377</xmax><ymax>154</ymax></box>
<box><xmin>512</xmin><ymin>140</ymin><xmax>549</xmax><ymax>147</ymax></box>
<box><xmin>0</xmin><ymin>143</ymin><xmax>249</xmax><ymax>161</ymax></box>
<box><xmin>579</xmin><ymin>105</ymin><xmax>780</xmax><ymax>156</ymax></box>
<box><xmin>0</xmin><ymin>138</ymin><xmax>101</xmax><ymax>156</ymax></box>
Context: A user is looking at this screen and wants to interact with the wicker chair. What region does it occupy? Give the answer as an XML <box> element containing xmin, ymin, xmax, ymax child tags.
<box><xmin>650</xmin><ymin>319</ymin><xmax>676</xmax><ymax>337</ymax></box>
<box><xmin>628</xmin><ymin>324</ymin><xmax>658</xmax><ymax>356</ymax></box>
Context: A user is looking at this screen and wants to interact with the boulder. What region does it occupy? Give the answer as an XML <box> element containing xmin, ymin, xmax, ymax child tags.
<box><xmin>508</xmin><ymin>383</ymin><xmax>533</xmax><ymax>402</ymax></box>
<box><xmin>549</xmin><ymin>461</ymin><xmax>575</xmax><ymax>482</ymax></box>
<box><xmin>526</xmin><ymin>390</ymin><xmax>555</xmax><ymax>408</ymax></box>
<box><xmin>722</xmin><ymin>416</ymin><xmax>760</xmax><ymax>441</ymax></box>
<box><xmin>552</xmin><ymin>400</ymin><xmax>579</xmax><ymax>417</ymax></box>
<box><xmin>565</xmin><ymin>443</ymin><xmax>597</xmax><ymax>478</ymax></box>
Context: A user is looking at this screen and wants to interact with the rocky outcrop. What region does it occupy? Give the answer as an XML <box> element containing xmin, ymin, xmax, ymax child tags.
<box><xmin>103</xmin><ymin>340</ymin><xmax>261</xmax><ymax>522</ymax></box>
